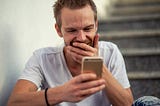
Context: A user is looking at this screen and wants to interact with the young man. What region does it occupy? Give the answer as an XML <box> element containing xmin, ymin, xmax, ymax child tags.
<box><xmin>8</xmin><ymin>0</ymin><xmax>133</xmax><ymax>106</ymax></box>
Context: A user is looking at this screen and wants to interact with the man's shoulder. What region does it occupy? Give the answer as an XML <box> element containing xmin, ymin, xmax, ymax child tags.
<box><xmin>33</xmin><ymin>46</ymin><xmax>63</xmax><ymax>56</ymax></box>
<box><xmin>99</xmin><ymin>41</ymin><xmax>118</xmax><ymax>50</ymax></box>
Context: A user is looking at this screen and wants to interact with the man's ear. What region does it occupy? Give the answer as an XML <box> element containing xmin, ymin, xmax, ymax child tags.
<box><xmin>55</xmin><ymin>24</ymin><xmax>63</xmax><ymax>37</ymax></box>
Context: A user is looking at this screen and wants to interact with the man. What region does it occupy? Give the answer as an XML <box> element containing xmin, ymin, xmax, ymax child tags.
<box><xmin>8</xmin><ymin>0</ymin><xmax>133</xmax><ymax>106</ymax></box>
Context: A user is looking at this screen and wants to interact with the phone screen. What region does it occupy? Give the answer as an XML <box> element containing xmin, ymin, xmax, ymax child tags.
<box><xmin>81</xmin><ymin>57</ymin><xmax>103</xmax><ymax>78</ymax></box>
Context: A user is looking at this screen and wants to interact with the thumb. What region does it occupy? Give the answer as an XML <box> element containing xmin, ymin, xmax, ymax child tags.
<box><xmin>93</xmin><ymin>33</ymin><xmax>99</xmax><ymax>49</ymax></box>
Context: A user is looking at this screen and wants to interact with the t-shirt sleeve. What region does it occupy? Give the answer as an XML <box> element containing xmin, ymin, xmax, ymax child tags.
<box><xmin>19</xmin><ymin>52</ymin><xmax>44</xmax><ymax>88</ymax></box>
<box><xmin>109</xmin><ymin>44</ymin><xmax>130</xmax><ymax>88</ymax></box>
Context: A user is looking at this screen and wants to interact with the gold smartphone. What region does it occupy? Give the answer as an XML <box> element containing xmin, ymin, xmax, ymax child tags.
<box><xmin>81</xmin><ymin>57</ymin><xmax>103</xmax><ymax>78</ymax></box>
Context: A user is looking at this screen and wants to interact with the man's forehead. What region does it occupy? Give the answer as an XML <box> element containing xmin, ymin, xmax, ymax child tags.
<box><xmin>64</xmin><ymin>24</ymin><xmax>95</xmax><ymax>30</ymax></box>
<box><xmin>61</xmin><ymin>6</ymin><xmax>95</xmax><ymax>28</ymax></box>
<box><xmin>61</xmin><ymin>5</ymin><xmax>92</xmax><ymax>13</ymax></box>
<box><xmin>61</xmin><ymin>5</ymin><xmax>94</xmax><ymax>19</ymax></box>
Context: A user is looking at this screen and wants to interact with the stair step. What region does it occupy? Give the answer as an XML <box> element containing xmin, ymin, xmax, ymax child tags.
<box><xmin>128</xmin><ymin>71</ymin><xmax>160</xmax><ymax>79</ymax></box>
<box><xmin>124</xmin><ymin>54</ymin><xmax>160</xmax><ymax>72</ymax></box>
<box><xmin>121</xmin><ymin>48</ymin><xmax>160</xmax><ymax>56</ymax></box>
<box><xmin>130</xmin><ymin>79</ymin><xmax>160</xmax><ymax>99</ymax></box>
<box><xmin>99</xmin><ymin>29</ymin><xmax>160</xmax><ymax>39</ymax></box>
<box><xmin>105</xmin><ymin>14</ymin><xmax>160</xmax><ymax>23</ymax></box>
<box><xmin>105</xmin><ymin>0</ymin><xmax>160</xmax><ymax>100</ymax></box>
<box><xmin>99</xmin><ymin>30</ymin><xmax>160</xmax><ymax>49</ymax></box>
<box><xmin>109</xmin><ymin>4</ymin><xmax>160</xmax><ymax>16</ymax></box>
<box><xmin>114</xmin><ymin>0</ymin><xmax>160</xmax><ymax>7</ymax></box>
<box><xmin>115</xmin><ymin>0</ymin><xmax>160</xmax><ymax>5</ymax></box>
<box><xmin>98</xmin><ymin>18</ymin><xmax>160</xmax><ymax>32</ymax></box>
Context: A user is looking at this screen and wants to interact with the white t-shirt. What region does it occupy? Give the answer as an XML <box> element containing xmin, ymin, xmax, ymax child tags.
<box><xmin>19</xmin><ymin>41</ymin><xmax>130</xmax><ymax>106</ymax></box>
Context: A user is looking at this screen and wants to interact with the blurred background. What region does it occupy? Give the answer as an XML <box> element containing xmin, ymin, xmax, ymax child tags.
<box><xmin>98</xmin><ymin>0</ymin><xmax>160</xmax><ymax>100</ymax></box>
<box><xmin>0</xmin><ymin>0</ymin><xmax>160</xmax><ymax>105</ymax></box>
<box><xmin>0</xmin><ymin>0</ymin><xmax>62</xmax><ymax>105</ymax></box>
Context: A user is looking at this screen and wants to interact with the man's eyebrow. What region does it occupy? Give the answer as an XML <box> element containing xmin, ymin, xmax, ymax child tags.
<box><xmin>65</xmin><ymin>27</ymin><xmax>76</xmax><ymax>30</ymax></box>
<box><xmin>84</xmin><ymin>24</ymin><xmax>94</xmax><ymax>28</ymax></box>
<box><xmin>64</xmin><ymin>24</ymin><xmax>94</xmax><ymax>30</ymax></box>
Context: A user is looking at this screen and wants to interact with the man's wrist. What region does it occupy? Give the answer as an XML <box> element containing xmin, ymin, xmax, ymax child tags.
<box><xmin>46</xmin><ymin>86</ymin><xmax>64</xmax><ymax>105</ymax></box>
<box><xmin>45</xmin><ymin>88</ymin><xmax>50</xmax><ymax>106</ymax></box>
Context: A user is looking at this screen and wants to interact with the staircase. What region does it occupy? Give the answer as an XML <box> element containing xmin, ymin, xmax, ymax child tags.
<box><xmin>98</xmin><ymin>0</ymin><xmax>160</xmax><ymax>99</ymax></box>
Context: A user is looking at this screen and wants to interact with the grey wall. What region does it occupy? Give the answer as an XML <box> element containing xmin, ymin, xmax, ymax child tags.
<box><xmin>0</xmin><ymin>0</ymin><xmax>63</xmax><ymax>105</ymax></box>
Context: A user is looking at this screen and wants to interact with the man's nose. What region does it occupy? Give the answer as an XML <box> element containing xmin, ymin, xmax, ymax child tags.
<box><xmin>77</xmin><ymin>30</ymin><xmax>86</xmax><ymax>41</ymax></box>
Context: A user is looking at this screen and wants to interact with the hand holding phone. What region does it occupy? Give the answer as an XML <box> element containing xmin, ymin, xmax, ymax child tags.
<box><xmin>81</xmin><ymin>57</ymin><xmax>103</xmax><ymax>78</ymax></box>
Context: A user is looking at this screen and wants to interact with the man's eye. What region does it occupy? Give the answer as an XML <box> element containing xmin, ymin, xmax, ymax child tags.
<box><xmin>67</xmin><ymin>29</ymin><xmax>76</xmax><ymax>32</ymax></box>
<box><xmin>84</xmin><ymin>28</ymin><xmax>92</xmax><ymax>32</ymax></box>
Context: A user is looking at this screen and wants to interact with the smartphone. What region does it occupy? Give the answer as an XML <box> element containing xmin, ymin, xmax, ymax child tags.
<box><xmin>81</xmin><ymin>57</ymin><xmax>103</xmax><ymax>78</ymax></box>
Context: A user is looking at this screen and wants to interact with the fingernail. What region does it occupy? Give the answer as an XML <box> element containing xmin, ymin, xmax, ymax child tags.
<box><xmin>73</xmin><ymin>42</ymin><xmax>76</xmax><ymax>46</ymax></box>
<box><xmin>91</xmin><ymin>73</ymin><xmax>97</xmax><ymax>77</ymax></box>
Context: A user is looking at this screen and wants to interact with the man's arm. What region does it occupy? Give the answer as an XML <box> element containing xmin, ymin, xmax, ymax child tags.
<box><xmin>7</xmin><ymin>80</ymin><xmax>48</xmax><ymax>106</ymax></box>
<box><xmin>8</xmin><ymin>73</ymin><xmax>105</xmax><ymax>106</ymax></box>
<box><xmin>102</xmin><ymin>65</ymin><xmax>134</xmax><ymax>106</ymax></box>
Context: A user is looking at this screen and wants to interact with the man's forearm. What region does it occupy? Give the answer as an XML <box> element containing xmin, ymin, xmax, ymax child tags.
<box><xmin>7</xmin><ymin>87</ymin><xmax>63</xmax><ymax>106</ymax></box>
<box><xmin>102</xmin><ymin>66</ymin><xmax>133</xmax><ymax>106</ymax></box>
<box><xmin>8</xmin><ymin>91</ymin><xmax>46</xmax><ymax>106</ymax></box>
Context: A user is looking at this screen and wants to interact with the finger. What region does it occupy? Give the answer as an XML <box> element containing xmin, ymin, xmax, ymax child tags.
<box><xmin>69</xmin><ymin>46</ymin><xmax>89</xmax><ymax>56</ymax></box>
<box><xmin>80</xmin><ymin>79</ymin><xmax>106</xmax><ymax>90</ymax></box>
<box><xmin>72</xmin><ymin>43</ymin><xmax>97</xmax><ymax>57</ymax></box>
<box><xmin>68</xmin><ymin>45</ymin><xmax>95</xmax><ymax>57</ymax></box>
<box><xmin>93</xmin><ymin>34</ymin><xmax>99</xmax><ymax>56</ymax></box>
<box><xmin>75</xmin><ymin>73</ymin><xmax>97</xmax><ymax>83</ymax></box>
<box><xmin>65</xmin><ymin>46</ymin><xmax>81</xmax><ymax>63</ymax></box>
<box><xmin>93</xmin><ymin>34</ymin><xmax>99</xmax><ymax>49</ymax></box>
<box><xmin>79</xmin><ymin>84</ymin><xmax>105</xmax><ymax>96</ymax></box>
<box><xmin>66</xmin><ymin>46</ymin><xmax>83</xmax><ymax>57</ymax></box>
<box><xmin>73</xmin><ymin>42</ymin><xmax>95</xmax><ymax>52</ymax></box>
<box><xmin>71</xmin><ymin>52</ymin><xmax>82</xmax><ymax>64</ymax></box>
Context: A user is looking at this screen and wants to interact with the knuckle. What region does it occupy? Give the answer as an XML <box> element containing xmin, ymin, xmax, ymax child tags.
<box><xmin>80</xmin><ymin>76</ymin><xmax>85</xmax><ymax>81</ymax></box>
<box><xmin>97</xmin><ymin>80</ymin><xmax>102</xmax><ymax>86</ymax></box>
<box><xmin>74</xmin><ymin>91</ymin><xmax>80</xmax><ymax>97</ymax></box>
<box><xmin>73</xmin><ymin>86</ymin><xmax>78</xmax><ymax>91</ymax></box>
<box><xmin>87</xmin><ymin>89</ymin><xmax>94</xmax><ymax>94</ymax></box>
<box><xmin>81</xmin><ymin>43</ymin><xmax>85</xmax><ymax>47</ymax></box>
<box><xmin>77</xmin><ymin>43</ymin><xmax>83</xmax><ymax>48</ymax></box>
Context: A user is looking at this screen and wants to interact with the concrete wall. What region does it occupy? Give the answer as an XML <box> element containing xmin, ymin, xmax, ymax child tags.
<box><xmin>0</xmin><ymin>0</ymin><xmax>63</xmax><ymax>105</ymax></box>
<box><xmin>0</xmin><ymin>0</ymin><xmax>108</xmax><ymax>105</ymax></box>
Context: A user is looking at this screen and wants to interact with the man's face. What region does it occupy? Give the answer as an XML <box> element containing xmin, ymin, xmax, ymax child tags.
<box><xmin>59</xmin><ymin>5</ymin><xmax>97</xmax><ymax>48</ymax></box>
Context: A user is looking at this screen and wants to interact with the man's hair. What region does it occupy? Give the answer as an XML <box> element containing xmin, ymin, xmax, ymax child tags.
<box><xmin>53</xmin><ymin>0</ymin><xmax>97</xmax><ymax>28</ymax></box>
